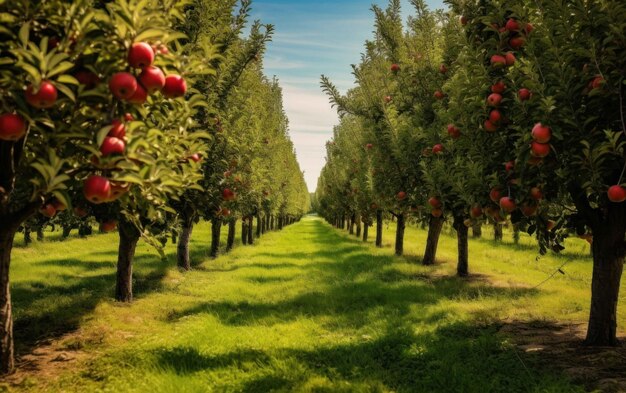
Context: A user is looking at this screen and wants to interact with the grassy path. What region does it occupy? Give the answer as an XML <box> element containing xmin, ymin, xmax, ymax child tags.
<box><xmin>5</xmin><ymin>216</ymin><xmax>617</xmax><ymax>392</ymax></box>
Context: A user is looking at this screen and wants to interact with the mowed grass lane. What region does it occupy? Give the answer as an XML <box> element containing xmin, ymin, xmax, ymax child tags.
<box><xmin>6</xmin><ymin>216</ymin><xmax>614</xmax><ymax>392</ymax></box>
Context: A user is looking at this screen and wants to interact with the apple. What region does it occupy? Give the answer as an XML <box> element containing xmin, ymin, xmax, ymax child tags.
<box><xmin>505</xmin><ymin>52</ymin><xmax>516</xmax><ymax>66</ymax></box>
<box><xmin>490</xmin><ymin>54</ymin><xmax>507</xmax><ymax>68</ymax></box>
<box><xmin>434</xmin><ymin>90</ymin><xmax>445</xmax><ymax>100</ymax></box>
<box><xmin>489</xmin><ymin>187</ymin><xmax>501</xmax><ymax>203</ymax></box>
<box><xmin>162</xmin><ymin>75</ymin><xmax>187</xmax><ymax>98</ymax></box>
<box><xmin>39</xmin><ymin>204</ymin><xmax>56</xmax><ymax>218</ymax></box>
<box><xmin>432</xmin><ymin>144</ymin><xmax>444</xmax><ymax>154</ymax></box>
<box><xmin>447</xmin><ymin>124</ymin><xmax>461</xmax><ymax>139</ymax></box>
<box><xmin>591</xmin><ymin>76</ymin><xmax>604</xmax><ymax>90</ymax></box>
<box><xmin>83</xmin><ymin>175</ymin><xmax>112</xmax><ymax>204</ymax></box>
<box><xmin>431</xmin><ymin>208</ymin><xmax>443</xmax><ymax>218</ymax></box>
<box><xmin>531</xmin><ymin>123</ymin><xmax>551</xmax><ymax>143</ymax></box>
<box><xmin>518</xmin><ymin>88</ymin><xmax>532</xmax><ymax>101</ymax></box>
<box><xmin>220</xmin><ymin>208</ymin><xmax>231</xmax><ymax>217</ymax></box>
<box><xmin>188</xmin><ymin>153</ymin><xmax>201</xmax><ymax>162</ymax></box>
<box><xmin>460</xmin><ymin>15</ymin><xmax>468</xmax><ymax>25</ymax></box>
<box><xmin>124</xmin><ymin>113</ymin><xmax>134</xmax><ymax>122</ymax></box>
<box><xmin>384</xmin><ymin>95</ymin><xmax>392</xmax><ymax>103</ymax></box>
<box><xmin>108</xmin><ymin>119</ymin><xmax>126</xmax><ymax>139</ymax></box>
<box><xmin>530</xmin><ymin>141</ymin><xmax>550</xmax><ymax>157</ymax></box>
<box><xmin>396</xmin><ymin>191</ymin><xmax>407</xmax><ymax>201</ymax></box>
<box><xmin>484</xmin><ymin>120</ymin><xmax>498</xmax><ymax>132</ymax></box>
<box><xmin>524</xmin><ymin>23</ymin><xmax>534</xmax><ymax>35</ymax></box>
<box><xmin>491</xmin><ymin>81</ymin><xmax>506</xmax><ymax>94</ymax></box>
<box><xmin>127</xmin><ymin>84</ymin><xmax>148</xmax><ymax>105</ymax></box>
<box><xmin>100</xmin><ymin>220</ymin><xmax>118</xmax><ymax>232</ymax></box>
<box><xmin>128</xmin><ymin>42</ymin><xmax>154</xmax><ymax>68</ymax></box>
<box><xmin>509</xmin><ymin>37</ymin><xmax>525</xmax><ymax>50</ymax></box>
<box><xmin>51</xmin><ymin>199</ymin><xmax>66</xmax><ymax>211</ymax></box>
<box><xmin>546</xmin><ymin>220</ymin><xmax>556</xmax><ymax>231</ymax></box>
<box><xmin>100</xmin><ymin>136</ymin><xmax>125</xmax><ymax>156</ymax></box>
<box><xmin>390</xmin><ymin>63</ymin><xmax>400</xmax><ymax>72</ymax></box>
<box><xmin>505</xmin><ymin>18</ymin><xmax>520</xmax><ymax>31</ymax></box>
<box><xmin>489</xmin><ymin>109</ymin><xmax>502</xmax><ymax>124</ymax></box>
<box><xmin>109</xmin><ymin>72</ymin><xmax>137</xmax><ymax>100</ymax></box>
<box><xmin>222</xmin><ymin>188</ymin><xmax>236</xmax><ymax>201</ymax></box>
<box><xmin>504</xmin><ymin>161</ymin><xmax>515</xmax><ymax>173</ymax></box>
<box><xmin>521</xmin><ymin>203</ymin><xmax>538</xmax><ymax>217</ymax></box>
<box><xmin>74</xmin><ymin>70</ymin><xmax>100</xmax><ymax>89</ymax></box>
<box><xmin>470</xmin><ymin>205</ymin><xmax>483</xmax><ymax>218</ymax></box>
<box><xmin>608</xmin><ymin>185</ymin><xmax>626</xmax><ymax>203</ymax></box>
<box><xmin>138</xmin><ymin>66</ymin><xmax>165</xmax><ymax>93</ymax></box>
<box><xmin>428</xmin><ymin>197</ymin><xmax>441</xmax><ymax>208</ymax></box>
<box><xmin>0</xmin><ymin>113</ymin><xmax>27</xmax><ymax>141</ymax></box>
<box><xmin>25</xmin><ymin>81</ymin><xmax>58</xmax><ymax>109</ymax></box>
<box><xmin>487</xmin><ymin>93</ymin><xmax>502</xmax><ymax>107</ymax></box>
<box><xmin>499</xmin><ymin>196</ymin><xmax>517</xmax><ymax>213</ymax></box>
<box><xmin>439</xmin><ymin>64</ymin><xmax>448</xmax><ymax>74</ymax></box>
<box><xmin>366</xmin><ymin>143</ymin><xmax>373</xmax><ymax>150</ymax></box>
<box><xmin>530</xmin><ymin>187</ymin><xmax>543</xmax><ymax>200</ymax></box>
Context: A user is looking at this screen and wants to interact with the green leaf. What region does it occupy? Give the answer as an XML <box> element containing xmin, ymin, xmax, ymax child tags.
<box><xmin>47</xmin><ymin>61</ymin><xmax>74</xmax><ymax>78</ymax></box>
<box><xmin>53</xmin><ymin>82</ymin><xmax>75</xmax><ymax>102</ymax></box>
<box><xmin>135</xmin><ymin>28</ymin><xmax>165</xmax><ymax>42</ymax></box>
<box><xmin>18</xmin><ymin>22</ymin><xmax>29</xmax><ymax>47</ymax></box>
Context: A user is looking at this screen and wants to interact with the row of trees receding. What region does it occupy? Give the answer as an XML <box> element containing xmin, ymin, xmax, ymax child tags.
<box><xmin>316</xmin><ymin>0</ymin><xmax>625</xmax><ymax>347</ymax></box>
<box><xmin>0</xmin><ymin>0</ymin><xmax>309</xmax><ymax>373</ymax></box>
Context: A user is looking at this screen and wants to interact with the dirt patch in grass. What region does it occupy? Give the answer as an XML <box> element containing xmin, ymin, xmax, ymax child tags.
<box><xmin>499</xmin><ymin>320</ymin><xmax>626</xmax><ymax>393</ymax></box>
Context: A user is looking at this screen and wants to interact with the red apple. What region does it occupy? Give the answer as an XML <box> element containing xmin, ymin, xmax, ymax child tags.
<box><xmin>432</xmin><ymin>144</ymin><xmax>444</xmax><ymax>154</ymax></box>
<box><xmin>220</xmin><ymin>208</ymin><xmax>231</xmax><ymax>217</ymax></box>
<box><xmin>524</xmin><ymin>23</ymin><xmax>534</xmax><ymax>35</ymax></box>
<box><xmin>100</xmin><ymin>220</ymin><xmax>118</xmax><ymax>232</ymax></box>
<box><xmin>491</xmin><ymin>81</ymin><xmax>506</xmax><ymax>94</ymax></box>
<box><xmin>431</xmin><ymin>208</ymin><xmax>443</xmax><ymax>218</ymax></box>
<box><xmin>162</xmin><ymin>75</ymin><xmax>187</xmax><ymax>98</ymax></box>
<box><xmin>490</xmin><ymin>54</ymin><xmax>507</xmax><ymax>69</ymax></box>
<box><xmin>591</xmin><ymin>76</ymin><xmax>604</xmax><ymax>90</ymax></box>
<box><xmin>83</xmin><ymin>175</ymin><xmax>112</xmax><ymax>204</ymax></box>
<box><xmin>127</xmin><ymin>84</ymin><xmax>148</xmax><ymax>105</ymax></box>
<box><xmin>489</xmin><ymin>109</ymin><xmax>502</xmax><ymax>124</ymax></box>
<box><xmin>390</xmin><ymin>63</ymin><xmax>400</xmax><ymax>72</ymax></box>
<box><xmin>439</xmin><ymin>64</ymin><xmax>448</xmax><ymax>74</ymax></box>
<box><xmin>509</xmin><ymin>37</ymin><xmax>525</xmax><ymax>50</ymax></box>
<box><xmin>222</xmin><ymin>188</ymin><xmax>236</xmax><ymax>201</ymax></box>
<box><xmin>546</xmin><ymin>220</ymin><xmax>556</xmax><ymax>231</ymax></box>
<box><xmin>428</xmin><ymin>197</ymin><xmax>442</xmax><ymax>208</ymax></box>
<box><xmin>434</xmin><ymin>90</ymin><xmax>445</xmax><ymax>100</ymax></box>
<box><xmin>521</xmin><ymin>203</ymin><xmax>538</xmax><ymax>217</ymax></box>
<box><xmin>489</xmin><ymin>187</ymin><xmax>501</xmax><ymax>203</ymax></box>
<box><xmin>128</xmin><ymin>42</ymin><xmax>154</xmax><ymax>68</ymax></box>
<box><xmin>505</xmin><ymin>18</ymin><xmax>520</xmax><ymax>31</ymax></box>
<box><xmin>109</xmin><ymin>72</ymin><xmax>137</xmax><ymax>100</ymax></box>
<box><xmin>504</xmin><ymin>161</ymin><xmax>515</xmax><ymax>173</ymax></box>
<box><xmin>530</xmin><ymin>141</ymin><xmax>550</xmax><ymax>158</ymax></box>
<box><xmin>470</xmin><ymin>205</ymin><xmax>483</xmax><ymax>218</ymax></box>
<box><xmin>530</xmin><ymin>187</ymin><xmax>543</xmax><ymax>200</ymax></box>
<box><xmin>188</xmin><ymin>153</ymin><xmax>201</xmax><ymax>162</ymax></box>
<box><xmin>608</xmin><ymin>185</ymin><xmax>626</xmax><ymax>203</ymax></box>
<box><xmin>139</xmin><ymin>66</ymin><xmax>165</xmax><ymax>94</ymax></box>
<box><xmin>484</xmin><ymin>120</ymin><xmax>498</xmax><ymax>132</ymax></box>
<box><xmin>39</xmin><ymin>203</ymin><xmax>56</xmax><ymax>218</ymax></box>
<box><xmin>0</xmin><ymin>113</ymin><xmax>27</xmax><ymax>141</ymax></box>
<box><xmin>124</xmin><ymin>113</ymin><xmax>134</xmax><ymax>122</ymax></box>
<box><xmin>396</xmin><ymin>191</ymin><xmax>407</xmax><ymax>201</ymax></box>
<box><xmin>108</xmin><ymin>181</ymin><xmax>130</xmax><ymax>201</ymax></box>
<box><xmin>518</xmin><ymin>88</ymin><xmax>532</xmax><ymax>101</ymax></box>
<box><xmin>531</xmin><ymin>123</ymin><xmax>552</xmax><ymax>143</ymax></box>
<box><xmin>460</xmin><ymin>16</ymin><xmax>468</xmax><ymax>25</ymax></box>
<box><xmin>25</xmin><ymin>81</ymin><xmax>58</xmax><ymax>109</ymax></box>
<box><xmin>366</xmin><ymin>143</ymin><xmax>373</xmax><ymax>150</ymax></box>
<box><xmin>487</xmin><ymin>93</ymin><xmax>502</xmax><ymax>107</ymax></box>
<box><xmin>384</xmin><ymin>95</ymin><xmax>392</xmax><ymax>103</ymax></box>
<box><xmin>499</xmin><ymin>196</ymin><xmax>517</xmax><ymax>213</ymax></box>
<box><xmin>108</xmin><ymin>119</ymin><xmax>126</xmax><ymax>139</ymax></box>
<box><xmin>100</xmin><ymin>136</ymin><xmax>125</xmax><ymax>156</ymax></box>
<box><xmin>505</xmin><ymin>52</ymin><xmax>516</xmax><ymax>66</ymax></box>
<box><xmin>447</xmin><ymin>124</ymin><xmax>461</xmax><ymax>139</ymax></box>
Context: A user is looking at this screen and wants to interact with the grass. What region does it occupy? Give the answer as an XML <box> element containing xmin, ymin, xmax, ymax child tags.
<box><xmin>3</xmin><ymin>216</ymin><xmax>623</xmax><ymax>392</ymax></box>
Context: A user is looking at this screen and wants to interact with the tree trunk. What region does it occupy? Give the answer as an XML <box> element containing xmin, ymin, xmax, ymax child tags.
<box><xmin>513</xmin><ymin>224</ymin><xmax>520</xmax><ymax>244</ymax></box>
<box><xmin>423</xmin><ymin>215</ymin><xmax>443</xmax><ymax>265</ymax></box>
<box><xmin>349</xmin><ymin>215</ymin><xmax>355</xmax><ymax>234</ymax></box>
<box><xmin>226</xmin><ymin>219</ymin><xmax>236</xmax><ymax>252</ymax></box>
<box><xmin>363</xmin><ymin>223</ymin><xmax>369</xmax><ymax>242</ymax></box>
<box><xmin>36</xmin><ymin>227</ymin><xmax>44</xmax><ymax>242</ymax></box>
<box><xmin>242</xmin><ymin>219</ymin><xmax>248</xmax><ymax>245</ymax></box>
<box><xmin>262</xmin><ymin>215</ymin><xmax>267</xmax><ymax>234</ymax></box>
<box><xmin>355</xmin><ymin>216</ymin><xmax>361</xmax><ymax>238</ymax></box>
<box><xmin>61</xmin><ymin>225</ymin><xmax>72</xmax><ymax>239</ymax></box>
<box><xmin>376</xmin><ymin>210</ymin><xmax>383</xmax><ymax>248</ymax></box>
<box><xmin>0</xmin><ymin>227</ymin><xmax>16</xmax><ymax>374</ymax></box>
<box><xmin>256</xmin><ymin>214</ymin><xmax>262</xmax><ymax>238</ymax></box>
<box><xmin>472</xmin><ymin>223</ymin><xmax>482</xmax><ymax>238</ymax></box>
<box><xmin>115</xmin><ymin>219</ymin><xmax>140</xmax><ymax>302</ymax></box>
<box><xmin>585</xmin><ymin>203</ymin><xmax>626</xmax><ymax>346</ymax></box>
<box><xmin>210</xmin><ymin>217</ymin><xmax>222</xmax><ymax>258</ymax></box>
<box><xmin>493</xmin><ymin>222</ymin><xmax>503</xmax><ymax>242</ymax></box>
<box><xmin>23</xmin><ymin>227</ymin><xmax>31</xmax><ymax>245</ymax></box>
<box><xmin>394</xmin><ymin>213</ymin><xmax>405</xmax><ymax>256</ymax></box>
<box><xmin>454</xmin><ymin>217</ymin><xmax>469</xmax><ymax>277</ymax></box>
<box><xmin>247</xmin><ymin>216</ymin><xmax>254</xmax><ymax>244</ymax></box>
<box><xmin>177</xmin><ymin>213</ymin><xmax>194</xmax><ymax>271</ymax></box>
<box><xmin>278</xmin><ymin>215</ymin><xmax>284</xmax><ymax>230</ymax></box>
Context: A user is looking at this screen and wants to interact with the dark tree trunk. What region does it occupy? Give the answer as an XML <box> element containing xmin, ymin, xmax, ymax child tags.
<box><xmin>0</xmin><ymin>227</ymin><xmax>16</xmax><ymax>374</ymax></box>
<box><xmin>242</xmin><ymin>219</ymin><xmax>248</xmax><ymax>245</ymax></box>
<box><xmin>247</xmin><ymin>216</ymin><xmax>254</xmax><ymax>244</ymax></box>
<box><xmin>341</xmin><ymin>216</ymin><xmax>345</xmax><ymax>229</ymax></box>
<box><xmin>585</xmin><ymin>203</ymin><xmax>626</xmax><ymax>346</ymax></box>
<box><xmin>513</xmin><ymin>224</ymin><xmax>520</xmax><ymax>244</ymax></box>
<box><xmin>116</xmin><ymin>219</ymin><xmax>140</xmax><ymax>302</ymax></box>
<box><xmin>493</xmin><ymin>222</ymin><xmax>503</xmax><ymax>242</ymax></box>
<box><xmin>177</xmin><ymin>211</ymin><xmax>194</xmax><ymax>271</ymax></box>
<box><xmin>355</xmin><ymin>216</ymin><xmax>361</xmax><ymax>238</ymax></box>
<box><xmin>363</xmin><ymin>222</ymin><xmax>369</xmax><ymax>242</ymax></box>
<box><xmin>376</xmin><ymin>210</ymin><xmax>383</xmax><ymax>248</ymax></box>
<box><xmin>210</xmin><ymin>218</ymin><xmax>222</xmax><ymax>258</ymax></box>
<box><xmin>262</xmin><ymin>215</ymin><xmax>268</xmax><ymax>234</ymax></box>
<box><xmin>454</xmin><ymin>217</ymin><xmax>469</xmax><ymax>277</ymax></box>
<box><xmin>36</xmin><ymin>227</ymin><xmax>44</xmax><ymax>242</ymax></box>
<box><xmin>171</xmin><ymin>231</ymin><xmax>177</xmax><ymax>245</ymax></box>
<box><xmin>278</xmin><ymin>215</ymin><xmax>284</xmax><ymax>230</ymax></box>
<box><xmin>472</xmin><ymin>223</ymin><xmax>482</xmax><ymax>238</ymax></box>
<box><xmin>349</xmin><ymin>215</ymin><xmax>355</xmax><ymax>234</ymax></box>
<box><xmin>394</xmin><ymin>213</ymin><xmax>405</xmax><ymax>256</ymax></box>
<box><xmin>23</xmin><ymin>227</ymin><xmax>31</xmax><ymax>245</ymax></box>
<box><xmin>226</xmin><ymin>219</ymin><xmax>236</xmax><ymax>252</ymax></box>
<box><xmin>270</xmin><ymin>215</ymin><xmax>275</xmax><ymax>230</ymax></box>
<box><xmin>61</xmin><ymin>225</ymin><xmax>72</xmax><ymax>239</ymax></box>
<box><xmin>256</xmin><ymin>214</ymin><xmax>262</xmax><ymax>238</ymax></box>
<box><xmin>423</xmin><ymin>215</ymin><xmax>443</xmax><ymax>265</ymax></box>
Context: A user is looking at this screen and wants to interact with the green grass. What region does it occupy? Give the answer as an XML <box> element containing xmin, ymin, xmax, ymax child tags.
<box><xmin>5</xmin><ymin>216</ymin><xmax>622</xmax><ymax>392</ymax></box>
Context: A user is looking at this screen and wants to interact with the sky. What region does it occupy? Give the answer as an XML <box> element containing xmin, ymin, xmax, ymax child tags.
<box><xmin>249</xmin><ymin>0</ymin><xmax>446</xmax><ymax>192</ymax></box>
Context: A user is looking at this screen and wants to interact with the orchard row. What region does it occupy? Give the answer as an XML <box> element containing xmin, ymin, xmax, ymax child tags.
<box><xmin>0</xmin><ymin>0</ymin><xmax>309</xmax><ymax>373</ymax></box>
<box><xmin>316</xmin><ymin>0</ymin><xmax>625</xmax><ymax>347</ymax></box>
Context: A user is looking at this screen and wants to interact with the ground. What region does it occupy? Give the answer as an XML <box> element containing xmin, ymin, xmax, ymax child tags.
<box><xmin>1</xmin><ymin>216</ymin><xmax>625</xmax><ymax>392</ymax></box>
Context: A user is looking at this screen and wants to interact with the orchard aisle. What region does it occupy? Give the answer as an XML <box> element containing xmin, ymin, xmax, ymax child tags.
<box><xmin>7</xmin><ymin>217</ymin><xmax>593</xmax><ymax>392</ymax></box>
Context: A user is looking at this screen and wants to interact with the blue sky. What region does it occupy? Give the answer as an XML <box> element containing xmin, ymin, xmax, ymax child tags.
<box><xmin>249</xmin><ymin>0</ymin><xmax>446</xmax><ymax>191</ymax></box>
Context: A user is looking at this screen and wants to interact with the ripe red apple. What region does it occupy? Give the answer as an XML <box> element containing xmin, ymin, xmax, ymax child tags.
<box><xmin>366</xmin><ymin>143</ymin><xmax>373</xmax><ymax>150</ymax></box>
<box><xmin>428</xmin><ymin>197</ymin><xmax>441</xmax><ymax>208</ymax></box>
<box><xmin>432</xmin><ymin>144</ymin><xmax>444</xmax><ymax>154</ymax></box>
<box><xmin>530</xmin><ymin>141</ymin><xmax>550</xmax><ymax>158</ymax></box>
<box><xmin>100</xmin><ymin>136</ymin><xmax>125</xmax><ymax>156</ymax></box>
<box><xmin>499</xmin><ymin>196</ymin><xmax>517</xmax><ymax>213</ymax></box>
<box><xmin>490</xmin><ymin>54</ymin><xmax>507</xmax><ymax>69</ymax></box>
<box><xmin>109</xmin><ymin>72</ymin><xmax>137</xmax><ymax>100</ymax></box>
<box><xmin>0</xmin><ymin>113</ymin><xmax>27</xmax><ymax>141</ymax></box>
<box><xmin>489</xmin><ymin>187</ymin><xmax>501</xmax><ymax>203</ymax></box>
<box><xmin>108</xmin><ymin>119</ymin><xmax>126</xmax><ymax>139</ymax></box>
<box><xmin>491</xmin><ymin>81</ymin><xmax>506</xmax><ymax>94</ymax></box>
<box><xmin>434</xmin><ymin>90</ymin><xmax>445</xmax><ymax>100</ymax></box>
<box><xmin>39</xmin><ymin>203</ymin><xmax>56</xmax><ymax>218</ymax></box>
<box><xmin>128</xmin><ymin>42</ymin><xmax>154</xmax><ymax>68</ymax></box>
<box><xmin>489</xmin><ymin>109</ymin><xmax>502</xmax><ymax>124</ymax></box>
<box><xmin>607</xmin><ymin>185</ymin><xmax>626</xmax><ymax>203</ymax></box>
<box><xmin>25</xmin><ymin>81</ymin><xmax>58</xmax><ymax>109</ymax></box>
<box><xmin>124</xmin><ymin>113</ymin><xmax>134</xmax><ymax>122</ymax></box>
<box><xmin>220</xmin><ymin>208</ymin><xmax>231</xmax><ymax>217</ymax></box>
<box><xmin>139</xmin><ymin>66</ymin><xmax>165</xmax><ymax>94</ymax></box>
<box><xmin>100</xmin><ymin>220</ymin><xmax>118</xmax><ymax>232</ymax></box>
<box><xmin>447</xmin><ymin>124</ymin><xmax>461</xmax><ymax>139</ymax></box>
<box><xmin>460</xmin><ymin>15</ymin><xmax>468</xmax><ymax>25</ymax></box>
<box><xmin>531</xmin><ymin>123</ymin><xmax>551</xmax><ymax>143</ymax></box>
<box><xmin>162</xmin><ymin>75</ymin><xmax>187</xmax><ymax>98</ymax></box>
<box><xmin>505</xmin><ymin>18</ymin><xmax>520</xmax><ymax>31</ymax></box>
<box><xmin>530</xmin><ymin>187</ymin><xmax>543</xmax><ymax>200</ymax></box>
<box><xmin>396</xmin><ymin>191</ymin><xmax>407</xmax><ymax>201</ymax></box>
<box><xmin>439</xmin><ymin>64</ymin><xmax>448</xmax><ymax>74</ymax></box>
<box><xmin>83</xmin><ymin>175</ymin><xmax>112</xmax><ymax>204</ymax></box>
<box><xmin>504</xmin><ymin>161</ymin><xmax>515</xmax><ymax>173</ymax></box>
<box><xmin>384</xmin><ymin>95</ymin><xmax>392</xmax><ymax>103</ymax></box>
<box><xmin>127</xmin><ymin>84</ymin><xmax>148</xmax><ymax>105</ymax></box>
<box><xmin>431</xmin><ymin>208</ymin><xmax>443</xmax><ymax>218</ymax></box>
<box><xmin>222</xmin><ymin>188</ymin><xmax>236</xmax><ymax>201</ymax></box>
<box><xmin>188</xmin><ymin>153</ymin><xmax>201</xmax><ymax>162</ymax></box>
<box><xmin>518</xmin><ymin>88</ymin><xmax>532</xmax><ymax>101</ymax></box>
<box><xmin>591</xmin><ymin>76</ymin><xmax>604</xmax><ymax>90</ymax></box>
<box><xmin>470</xmin><ymin>205</ymin><xmax>483</xmax><ymax>218</ymax></box>
<box><xmin>487</xmin><ymin>93</ymin><xmax>502</xmax><ymax>107</ymax></box>
<box><xmin>509</xmin><ymin>37</ymin><xmax>525</xmax><ymax>50</ymax></box>
<box><xmin>484</xmin><ymin>120</ymin><xmax>498</xmax><ymax>132</ymax></box>
<box><xmin>505</xmin><ymin>52</ymin><xmax>516</xmax><ymax>66</ymax></box>
<box><xmin>521</xmin><ymin>203</ymin><xmax>538</xmax><ymax>217</ymax></box>
<box><xmin>390</xmin><ymin>63</ymin><xmax>400</xmax><ymax>72</ymax></box>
